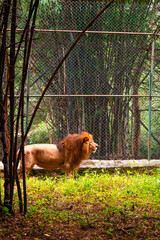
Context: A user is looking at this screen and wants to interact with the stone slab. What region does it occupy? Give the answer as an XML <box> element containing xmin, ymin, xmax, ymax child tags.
<box><xmin>0</xmin><ymin>159</ymin><xmax>160</xmax><ymax>171</ymax></box>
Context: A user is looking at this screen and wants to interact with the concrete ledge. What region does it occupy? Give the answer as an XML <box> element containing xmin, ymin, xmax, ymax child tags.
<box><xmin>81</xmin><ymin>159</ymin><xmax>160</xmax><ymax>169</ymax></box>
<box><xmin>0</xmin><ymin>159</ymin><xmax>160</xmax><ymax>171</ymax></box>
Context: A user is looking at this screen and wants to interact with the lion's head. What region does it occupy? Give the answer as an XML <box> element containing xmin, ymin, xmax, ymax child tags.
<box><xmin>57</xmin><ymin>132</ymin><xmax>98</xmax><ymax>174</ymax></box>
<box><xmin>80</xmin><ymin>132</ymin><xmax>98</xmax><ymax>155</ymax></box>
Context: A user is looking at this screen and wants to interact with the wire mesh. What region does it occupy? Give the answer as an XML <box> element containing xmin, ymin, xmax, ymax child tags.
<box><xmin>1</xmin><ymin>1</ymin><xmax>160</xmax><ymax>161</ymax></box>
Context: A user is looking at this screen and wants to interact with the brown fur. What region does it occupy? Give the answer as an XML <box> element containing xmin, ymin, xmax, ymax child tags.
<box><xmin>18</xmin><ymin>132</ymin><xmax>98</xmax><ymax>176</ymax></box>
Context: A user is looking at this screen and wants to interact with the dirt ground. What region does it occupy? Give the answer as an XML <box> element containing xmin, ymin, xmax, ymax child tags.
<box><xmin>0</xmin><ymin>169</ymin><xmax>160</xmax><ymax>239</ymax></box>
<box><xmin>0</xmin><ymin>210</ymin><xmax>160</xmax><ymax>240</ymax></box>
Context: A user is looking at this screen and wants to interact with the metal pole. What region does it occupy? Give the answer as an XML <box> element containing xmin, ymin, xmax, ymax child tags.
<box><xmin>148</xmin><ymin>38</ymin><xmax>154</xmax><ymax>161</ymax></box>
<box><xmin>69</xmin><ymin>33</ymin><xmax>75</xmax><ymax>133</ymax></box>
<box><xmin>25</xmin><ymin>61</ymin><xmax>30</xmax><ymax>135</ymax></box>
<box><xmin>14</xmin><ymin>94</ymin><xmax>160</xmax><ymax>98</ymax></box>
<box><xmin>8</xmin><ymin>28</ymin><xmax>160</xmax><ymax>36</ymax></box>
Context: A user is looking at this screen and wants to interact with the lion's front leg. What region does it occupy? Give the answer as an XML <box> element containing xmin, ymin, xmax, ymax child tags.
<box><xmin>61</xmin><ymin>162</ymin><xmax>74</xmax><ymax>177</ymax></box>
<box><xmin>59</xmin><ymin>149</ymin><xmax>75</xmax><ymax>177</ymax></box>
<box><xmin>61</xmin><ymin>162</ymin><xmax>71</xmax><ymax>175</ymax></box>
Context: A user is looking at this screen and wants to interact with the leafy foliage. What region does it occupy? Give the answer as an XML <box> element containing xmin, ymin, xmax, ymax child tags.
<box><xmin>19</xmin><ymin>1</ymin><xmax>160</xmax><ymax>159</ymax></box>
<box><xmin>1</xmin><ymin>169</ymin><xmax>160</xmax><ymax>239</ymax></box>
<box><xmin>27</xmin><ymin>121</ymin><xmax>50</xmax><ymax>144</ymax></box>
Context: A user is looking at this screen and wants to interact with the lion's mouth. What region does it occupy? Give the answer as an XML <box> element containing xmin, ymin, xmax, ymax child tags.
<box><xmin>90</xmin><ymin>142</ymin><xmax>98</xmax><ymax>153</ymax></box>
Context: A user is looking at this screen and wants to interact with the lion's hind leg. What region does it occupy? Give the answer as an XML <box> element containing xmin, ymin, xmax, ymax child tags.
<box><xmin>19</xmin><ymin>151</ymin><xmax>35</xmax><ymax>178</ymax></box>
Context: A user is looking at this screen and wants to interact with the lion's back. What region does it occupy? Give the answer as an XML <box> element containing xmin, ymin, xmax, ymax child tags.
<box><xmin>24</xmin><ymin>143</ymin><xmax>57</xmax><ymax>151</ymax></box>
<box><xmin>24</xmin><ymin>144</ymin><xmax>64</xmax><ymax>169</ymax></box>
<box><xmin>24</xmin><ymin>144</ymin><xmax>59</xmax><ymax>161</ymax></box>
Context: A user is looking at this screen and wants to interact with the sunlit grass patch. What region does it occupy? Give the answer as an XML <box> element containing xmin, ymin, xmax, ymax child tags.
<box><xmin>23</xmin><ymin>168</ymin><xmax>160</xmax><ymax>223</ymax></box>
<box><xmin>1</xmin><ymin>168</ymin><xmax>160</xmax><ymax>239</ymax></box>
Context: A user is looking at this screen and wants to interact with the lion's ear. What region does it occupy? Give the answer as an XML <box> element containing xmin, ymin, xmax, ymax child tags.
<box><xmin>56</xmin><ymin>141</ymin><xmax>63</xmax><ymax>151</ymax></box>
<box><xmin>83</xmin><ymin>137</ymin><xmax>89</xmax><ymax>143</ymax></box>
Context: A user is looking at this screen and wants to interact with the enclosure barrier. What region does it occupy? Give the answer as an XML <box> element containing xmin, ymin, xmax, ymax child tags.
<box><xmin>1</xmin><ymin>1</ymin><xmax>160</xmax><ymax>161</ymax></box>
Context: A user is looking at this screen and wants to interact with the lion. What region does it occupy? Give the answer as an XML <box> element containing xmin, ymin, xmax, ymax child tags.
<box><xmin>18</xmin><ymin>132</ymin><xmax>98</xmax><ymax>176</ymax></box>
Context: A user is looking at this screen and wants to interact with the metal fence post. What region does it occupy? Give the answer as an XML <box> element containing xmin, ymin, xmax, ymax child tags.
<box><xmin>148</xmin><ymin>38</ymin><xmax>154</xmax><ymax>161</ymax></box>
<box><xmin>25</xmin><ymin>61</ymin><xmax>30</xmax><ymax>135</ymax></box>
<box><xmin>69</xmin><ymin>33</ymin><xmax>75</xmax><ymax>133</ymax></box>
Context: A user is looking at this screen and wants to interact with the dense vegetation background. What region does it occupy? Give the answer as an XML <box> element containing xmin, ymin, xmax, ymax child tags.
<box><xmin>0</xmin><ymin>0</ymin><xmax>160</xmax><ymax>219</ymax></box>
<box><xmin>16</xmin><ymin>0</ymin><xmax>160</xmax><ymax>160</ymax></box>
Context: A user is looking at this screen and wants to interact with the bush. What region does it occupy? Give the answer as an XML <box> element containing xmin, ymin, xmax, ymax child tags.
<box><xmin>27</xmin><ymin>121</ymin><xmax>50</xmax><ymax>144</ymax></box>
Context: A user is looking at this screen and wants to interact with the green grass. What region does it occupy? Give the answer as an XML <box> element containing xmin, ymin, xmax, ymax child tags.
<box><xmin>1</xmin><ymin>168</ymin><xmax>160</xmax><ymax>239</ymax></box>
<box><xmin>23</xmin><ymin>169</ymin><xmax>160</xmax><ymax>222</ymax></box>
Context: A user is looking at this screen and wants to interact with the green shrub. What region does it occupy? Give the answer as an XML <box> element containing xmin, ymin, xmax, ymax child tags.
<box><xmin>27</xmin><ymin>121</ymin><xmax>50</xmax><ymax>144</ymax></box>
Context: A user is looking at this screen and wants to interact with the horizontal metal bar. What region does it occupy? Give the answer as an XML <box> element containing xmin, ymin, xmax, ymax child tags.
<box><xmin>14</xmin><ymin>95</ymin><xmax>160</xmax><ymax>97</ymax></box>
<box><xmin>7</xmin><ymin>28</ymin><xmax>160</xmax><ymax>36</ymax></box>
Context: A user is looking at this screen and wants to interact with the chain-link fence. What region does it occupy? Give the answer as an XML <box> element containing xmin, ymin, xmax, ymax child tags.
<box><xmin>2</xmin><ymin>1</ymin><xmax>160</xmax><ymax>161</ymax></box>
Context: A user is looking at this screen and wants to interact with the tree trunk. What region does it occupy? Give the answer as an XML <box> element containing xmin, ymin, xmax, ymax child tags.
<box><xmin>132</xmin><ymin>87</ymin><xmax>141</xmax><ymax>159</ymax></box>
